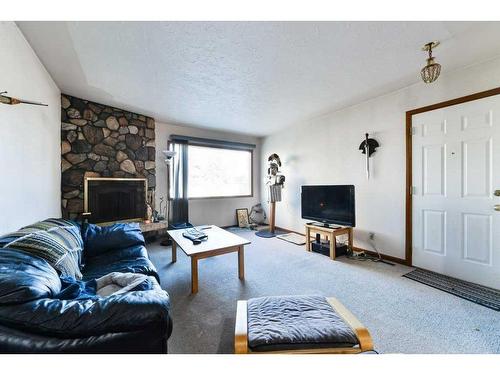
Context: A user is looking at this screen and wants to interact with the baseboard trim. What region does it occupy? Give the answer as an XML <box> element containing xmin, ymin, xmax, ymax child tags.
<box><xmin>275</xmin><ymin>226</ymin><xmax>407</xmax><ymax>266</ymax></box>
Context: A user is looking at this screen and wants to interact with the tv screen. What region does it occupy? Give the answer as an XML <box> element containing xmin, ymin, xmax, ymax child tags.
<box><xmin>301</xmin><ymin>185</ymin><xmax>355</xmax><ymax>227</ymax></box>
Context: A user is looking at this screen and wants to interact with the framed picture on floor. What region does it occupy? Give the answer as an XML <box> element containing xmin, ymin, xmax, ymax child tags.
<box><xmin>236</xmin><ymin>208</ymin><xmax>249</xmax><ymax>228</ymax></box>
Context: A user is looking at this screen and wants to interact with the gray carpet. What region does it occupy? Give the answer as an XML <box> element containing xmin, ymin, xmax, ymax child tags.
<box><xmin>146</xmin><ymin>228</ymin><xmax>500</xmax><ymax>354</ymax></box>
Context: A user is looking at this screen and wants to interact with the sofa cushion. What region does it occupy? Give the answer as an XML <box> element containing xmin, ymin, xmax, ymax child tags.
<box><xmin>82</xmin><ymin>223</ymin><xmax>145</xmax><ymax>259</ymax></box>
<box><xmin>0</xmin><ymin>248</ymin><xmax>61</xmax><ymax>305</ymax></box>
<box><xmin>0</xmin><ymin>219</ymin><xmax>83</xmax><ymax>279</ymax></box>
<box><xmin>0</xmin><ymin>288</ymin><xmax>171</xmax><ymax>339</ymax></box>
<box><xmin>89</xmin><ymin>244</ymin><xmax>149</xmax><ymax>263</ymax></box>
<box><xmin>82</xmin><ymin>245</ymin><xmax>158</xmax><ymax>281</ymax></box>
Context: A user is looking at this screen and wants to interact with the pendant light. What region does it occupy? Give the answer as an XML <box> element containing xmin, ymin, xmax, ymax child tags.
<box><xmin>421</xmin><ymin>41</ymin><xmax>441</xmax><ymax>84</ymax></box>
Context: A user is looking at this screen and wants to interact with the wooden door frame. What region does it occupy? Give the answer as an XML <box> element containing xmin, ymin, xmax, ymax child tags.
<box><xmin>405</xmin><ymin>86</ymin><xmax>500</xmax><ymax>266</ymax></box>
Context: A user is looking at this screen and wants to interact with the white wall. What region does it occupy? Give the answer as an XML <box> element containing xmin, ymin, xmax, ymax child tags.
<box><xmin>261</xmin><ymin>56</ymin><xmax>500</xmax><ymax>260</ymax></box>
<box><xmin>155</xmin><ymin>122</ymin><xmax>261</xmax><ymax>227</ymax></box>
<box><xmin>0</xmin><ymin>22</ymin><xmax>61</xmax><ymax>234</ymax></box>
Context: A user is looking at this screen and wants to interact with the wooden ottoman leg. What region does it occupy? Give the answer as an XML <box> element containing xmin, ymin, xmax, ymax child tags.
<box><xmin>327</xmin><ymin>297</ymin><xmax>374</xmax><ymax>353</ymax></box>
<box><xmin>234</xmin><ymin>300</ymin><xmax>249</xmax><ymax>354</ymax></box>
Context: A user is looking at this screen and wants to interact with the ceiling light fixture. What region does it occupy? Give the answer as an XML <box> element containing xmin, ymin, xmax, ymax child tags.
<box><xmin>420</xmin><ymin>41</ymin><xmax>441</xmax><ymax>84</ymax></box>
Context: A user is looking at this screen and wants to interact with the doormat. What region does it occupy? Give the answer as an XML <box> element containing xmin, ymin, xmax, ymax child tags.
<box><xmin>276</xmin><ymin>232</ymin><xmax>306</xmax><ymax>245</ymax></box>
<box><xmin>403</xmin><ymin>268</ymin><xmax>500</xmax><ymax>311</ymax></box>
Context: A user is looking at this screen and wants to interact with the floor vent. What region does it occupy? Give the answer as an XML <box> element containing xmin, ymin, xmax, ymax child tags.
<box><xmin>403</xmin><ymin>268</ymin><xmax>500</xmax><ymax>311</ymax></box>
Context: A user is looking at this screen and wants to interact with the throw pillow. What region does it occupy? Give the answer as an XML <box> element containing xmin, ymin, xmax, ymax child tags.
<box><xmin>1</xmin><ymin>218</ymin><xmax>84</xmax><ymax>279</ymax></box>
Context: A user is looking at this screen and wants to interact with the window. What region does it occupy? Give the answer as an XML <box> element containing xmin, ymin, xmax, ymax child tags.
<box><xmin>187</xmin><ymin>145</ymin><xmax>252</xmax><ymax>198</ymax></box>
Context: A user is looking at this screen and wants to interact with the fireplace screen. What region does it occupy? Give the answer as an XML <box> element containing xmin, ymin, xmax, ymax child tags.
<box><xmin>84</xmin><ymin>178</ymin><xmax>147</xmax><ymax>224</ymax></box>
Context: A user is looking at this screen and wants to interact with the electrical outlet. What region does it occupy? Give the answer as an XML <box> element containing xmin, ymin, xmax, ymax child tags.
<box><xmin>368</xmin><ymin>232</ymin><xmax>375</xmax><ymax>240</ymax></box>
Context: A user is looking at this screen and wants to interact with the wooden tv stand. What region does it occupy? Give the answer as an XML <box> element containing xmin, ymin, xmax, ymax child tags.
<box><xmin>305</xmin><ymin>223</ymin><xmax>353</xmax><ymax>260</ymax></box>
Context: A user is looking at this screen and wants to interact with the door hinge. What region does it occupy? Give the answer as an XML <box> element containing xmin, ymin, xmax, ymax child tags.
<box><xmin>411</xmin><ymin>127</ymin><xmax>417</xmax><ymax>136</ymax></box>
<box><xmin>410</xmin><ymin>186</ymin><xmax>417</xmax><ymax>195</ymax></box>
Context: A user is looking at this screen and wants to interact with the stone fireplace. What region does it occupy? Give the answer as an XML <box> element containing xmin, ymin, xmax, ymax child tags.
<box><xmin>61</xmin><ymin>94</ymin><xmax>156</xmax><ymax>220</ymax></box>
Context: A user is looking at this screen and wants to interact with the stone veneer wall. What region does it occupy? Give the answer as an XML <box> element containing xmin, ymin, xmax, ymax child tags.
<box><xmin>61</xmin><ymin>94</ymin><xmax>155</xmax><ymax>219</ymax></box>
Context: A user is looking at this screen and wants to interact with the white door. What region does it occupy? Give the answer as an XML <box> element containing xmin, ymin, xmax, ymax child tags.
<box><xmin>412</xmin><ymin>95</ymin><xmax>500</xmax><ymax>289</ymax></box>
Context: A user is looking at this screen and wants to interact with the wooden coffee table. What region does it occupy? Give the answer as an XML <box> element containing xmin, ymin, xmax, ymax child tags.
<box><xmin>167</xmin><ymin>225</ymin><xmax>251</xmax><ymax>294</ymax></box>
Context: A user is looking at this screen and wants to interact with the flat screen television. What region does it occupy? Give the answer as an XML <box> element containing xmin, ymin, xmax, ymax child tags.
<box><xmin>301</xmin><ymin>185</ymin><xmax>355</xmax><ymax>227</ymax></box>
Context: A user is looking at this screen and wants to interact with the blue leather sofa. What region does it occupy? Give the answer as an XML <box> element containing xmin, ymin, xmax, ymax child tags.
<box><xmin>0</xmin><ymin>220</ymin><xmax>172</xmax><ymax>353</ymax></box>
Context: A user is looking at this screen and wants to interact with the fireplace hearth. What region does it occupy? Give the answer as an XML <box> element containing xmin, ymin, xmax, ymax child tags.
<box><xmin>84</xmin><ymin>177</ymin><xmax>147</xmax><ymax>223</ymax></box>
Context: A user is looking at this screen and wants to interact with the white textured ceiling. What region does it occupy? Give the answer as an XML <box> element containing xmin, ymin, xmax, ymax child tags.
<box><xmin>17</xmin><ymin>21</ymin><xmax>500</xmax><ymax>136</ymax></box>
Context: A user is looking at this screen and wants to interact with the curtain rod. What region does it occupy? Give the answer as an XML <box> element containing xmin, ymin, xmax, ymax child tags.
<box><xmin>170</xmin><ymin>135</ymin><xmax>256</xmax><ymax>150</ymax></box>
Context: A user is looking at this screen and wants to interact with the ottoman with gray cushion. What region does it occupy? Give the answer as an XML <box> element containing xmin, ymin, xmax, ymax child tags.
<box><xmin>234</xmin><ymin>295</ymin><xmax>373</xmax><ymax>354</ymax></box>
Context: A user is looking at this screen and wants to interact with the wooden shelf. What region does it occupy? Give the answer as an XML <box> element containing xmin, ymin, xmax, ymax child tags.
<box><xmin>305</xmin><ymin>223</ymin><xmax>353</xmax><ymax>260</ymax></box>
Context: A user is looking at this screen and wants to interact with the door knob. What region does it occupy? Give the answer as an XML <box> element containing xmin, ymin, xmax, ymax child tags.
<box><xmin>495</xmin><ymin>205</ymin><xmax>500</xmax><ymax>211</ymax></box>
<box><xmin>495</xmin><ymin>190</ymin><xmax>500</xmax><ymax>197</ymax></box>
